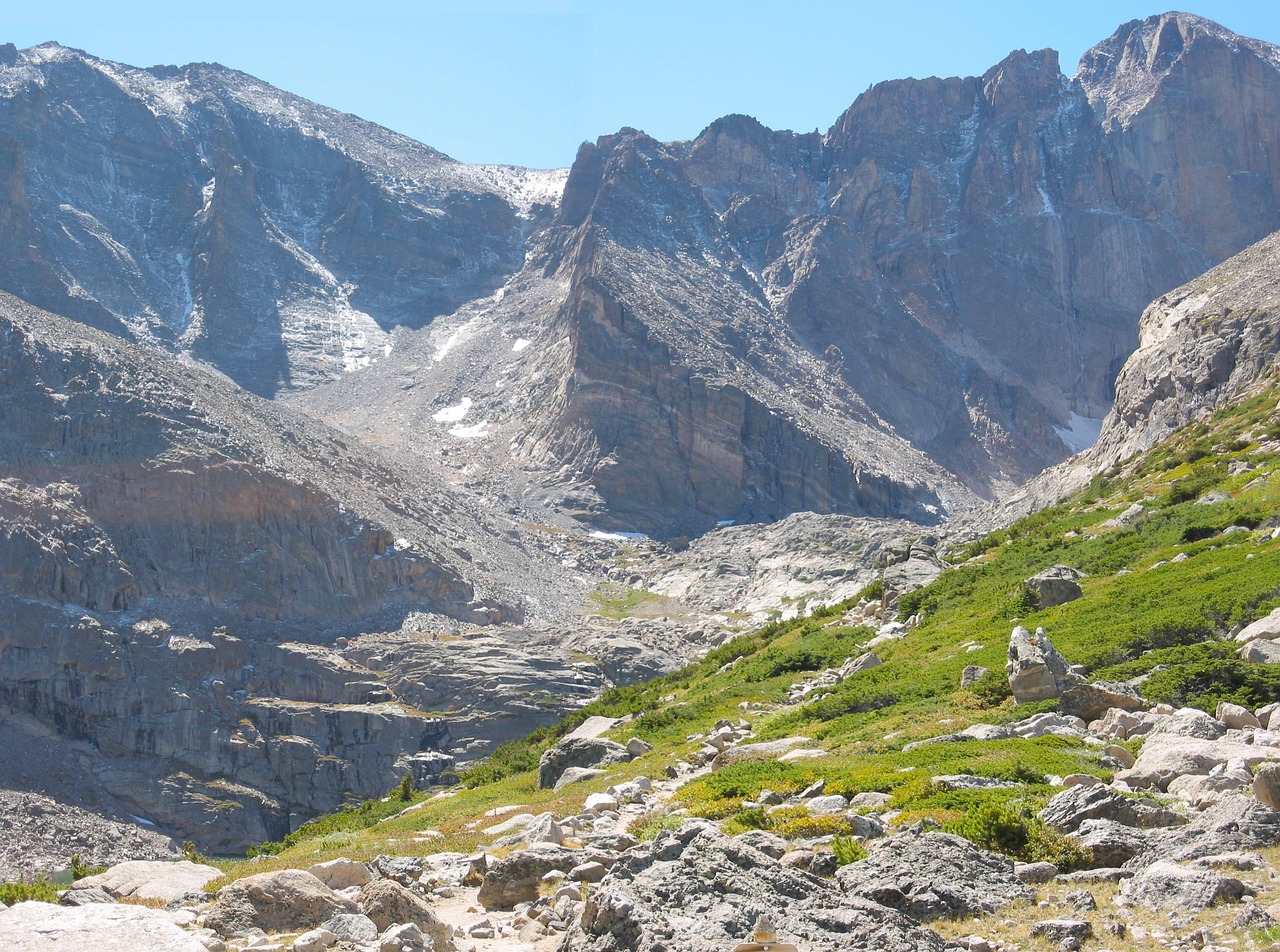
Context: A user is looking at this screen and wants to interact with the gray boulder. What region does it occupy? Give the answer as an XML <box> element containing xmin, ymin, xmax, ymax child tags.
<box><xmin>1129</xmin><ymin>794</ymin><xmax>1280</xmax><ymax>867</ymax></box>
<box><xmin>1038</xmin><ymin>783</ymin><xmax>1183</xmax><ymax>834</ymax></box>
<box><xmin>1146</xmin><ymin>708</ymin><xmax>1227</xmax><ymax>740</ymax></box>
<box><xmin>538</xmin><ymin>737</ymin><xmax>632</xmax><ymax>790</ymax></box>
<box><xmin>478</xmin><ymin>844</ymin><xmax>583</xmax><ymax>910</ymax></box>
<box><xmin>69</xmin><ymin>859</ymin><xmax>222</xmax><ymax>904</ymax></box>
<box><xmin>1240</xmin><ymin>639</ymin><xmax>1280</xmax><ymax>663</ymax></box>
<box><xmin>1024</xmin><ymin>565</ymin><xmax>1086</xmax><ymax>608</ymax></box>
<box><xmin>356</xmin><ymin>879</ymin><xmax>454</xmax><ymax>950</ymax></box>
<box><xmin>1116</xmin><ymin>860</ymin><xmax>1251</xmax><ymax>910</ymax></box>
<box><xmin>1254</xmin><ymin>762</ymin><xmax>1280</xmax><ymax>809</ymax></box>
<box><xmin>836</xmin><ymin>828</ymin><xmax>1032</xmax><ymax>921</ymax></box>
<box><xmin>322</xmin><ymin>913</ymin><xmax>380</xmax><ymax>945</ymax></box>
<box><xmin>204</xmin><ymin>869</ymin><xmax>357</xmax><ymax>938</ymax></box>
<box><xmin>1070</xmin><ymin>819</ymin><xmax>1156</xmax><ymax>868</ymax></box>
<box><xmin>0</xmin><ymin>901</ymin><xmax>210</xmax><ymax>951</ymax></box>
<box><xmin>560</xmin><ymin>822</ymin><xmax>944</xmax><ymax>951</ymax></box>
<box><xmin>1006</xmin><ymin>627</ymin><xmax>1077</xmax><ymax>703</ymax></box>
<box><xmin>960</xmin><ymin>665</ymin><xmax>989</xmax><ymax>688</ymax></box>
<box><xmin>1059</xmin><ymin>680</ymin><xmax>1143</xmax><ymax>721</ymax></box>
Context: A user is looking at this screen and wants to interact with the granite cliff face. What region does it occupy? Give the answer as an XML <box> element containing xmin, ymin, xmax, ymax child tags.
<box><xmin>0</xmin><ymin>293</ymin><xmax>608</xmax><ymax>850</ymax></box>
<box><xmin>304</xmin><ymin>13</ymin><xmax>1280</xmax><ymax>536</ymax></box>
<box><xmin>0</xmin><ymin>41</ymin><xmax>564</xmax><ymax>396</ymax></box>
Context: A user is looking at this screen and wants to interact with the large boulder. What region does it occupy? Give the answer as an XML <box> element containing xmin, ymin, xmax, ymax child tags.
<box><xmin>561</xmin><ymin>821</ymin><xmax>944</xmax><ymax>952</ymax></box>
<box><xmin>537</xmin><ymin>737</ymin><xmax>632</xmax><ymax>790</ymax></box>
<box><xmin>203</xmin><ymin>869</ymin><xmax>357</xmax><ymax>938</ymax></box>
<box><xmin>68</xmin><ymin>859</ymin><xmax>221</xmax><ymax>904</ymax></box>
<box><xmin>1059</xmin><ymin>681</ymin><xmax>1143</xmax><ymax>721</ymax></box>
<box><xmin>1006</xmin><ymin>627</ymin><xmax>1077</xmax><ymax>703</ymax></box>
<box><xmin>836</xmin><ymin>827</ymin><xmax>1032</xmax><ymax>921</ymax></box>
<box><xmin>1070</xmin><ymin>819</ymin><xmax>1156</xmax><ymax>868</ymax></box>
<box><xmin>1128</xmin><ymin>795</ymin><xmax>1280</xmax><ymax>867</ymax></box>
<box><xmin>1024</xmin><ymin>565</ymin><xmax>1086</xmax><ymax>608</ymax></box>
<box><xmin>1234</xmin><ymin>606</ymin><xmax>1280</xmax><ymax>643</ymax></box>
<box><xmin>308</xmin><ymin>858</ymin><xmax>372</xmax><ymax>890</ymax></box>
<box><xmin>0</xmin><ymin>900</ymin><xmax>211</xmax><ymax>951</ymax></box>
<box><xmin>1115</xmin><ymin>735</ymin><xmax>1280</xmax><ymax>791</ymax></box>
<box><xmin>1116</xmin><ymin>861</ymin><xmax>1251</xmax><ymax>910</ymax></box>
<box><xmin>1038</xmin><ymin>784</ymin><xmax>1183</xmax><ymax>834</ymax></box>
<box><xmin>356</xmin><ymin>880</ymin><xmax>453</xmax><ymax>950</ymax></box>
<box><xmin>477</xmin><ymin>844</ymin><xmax>583</xmax><ymax>910</ymax></box>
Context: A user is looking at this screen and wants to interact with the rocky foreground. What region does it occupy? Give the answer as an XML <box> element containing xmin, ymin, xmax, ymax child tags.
<box><xmin>10</xmin><ymin>659</ymin><xmax>1280</xmax><ymax>952</ymax></box>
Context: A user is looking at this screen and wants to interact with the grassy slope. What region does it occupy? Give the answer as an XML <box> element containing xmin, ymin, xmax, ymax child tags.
<box><xmin>213</xmin><ymin>377</ymin><xmax>1280</xmax><ymax>882</ymax></box>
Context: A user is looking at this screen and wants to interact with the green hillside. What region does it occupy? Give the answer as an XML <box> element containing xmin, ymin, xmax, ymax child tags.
<box><xmin>215</xmin><ymin>375</ymin><xmax>1280</xmax><ymax>882</ymax></box>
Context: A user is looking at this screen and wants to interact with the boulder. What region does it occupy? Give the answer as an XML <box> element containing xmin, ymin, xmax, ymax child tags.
<box><xmin>320</xmin><ymin>913</ymin><xmax>380</xmax><ymax>945</ymax></box>
<box><xmin>1059</xmin><ymin>681</ymin><xmax>1143</xmax><ymax>721</ymax></box>
<box><xmin>1039</xmin><ymin>783</ymin><xmax>1183</xmax><ymax>834</ymax></box>
<box><xmin>356</xmin><ymin>880</ymin><xmax>453</xmax><ymax>950</ymax></box>
<box><xmin>1070</xmin><ymin>819</ymin><xmax>1155</xmax><ymax>868</ymax></box>
<box><xmin>836</xmin><ymin>828</ymin><xmax>1033</xmax><ymax>921</ymax></box>
<box><xmin>1255</xmin><ymin>762</ymin><xmax>1280</xmax><ymax>809</ymax></box>
<box><xmin>1239</xmin><ymin>639</ymin><xmax>1280</xmax><ymax>663</ymax></box>
<box><xmin>478</xmin><ymin>844</ymin><xmax>583</xmax><ymax>910</ymax></box>
<box><xmin>733</xmin><ymin>830</ymin><xmax>789</xmax><ymax>859</ymax></box>
<box><xmin>1234</xmin><ymin>606</ymin><xmax>1280</xmax><ymax>643</ymax></box>
<box><xmin>69</xmin><ymin>859</ymin><xmax>221</xmax><ymax>904</ymax></box>
<box><xmin>1116</xmin><ymin>861</ymin><xmax>1251</xmax><ymax>910</ymax></box>
<box><xmin>293</xmin><ymin>928</ymin><xmax>337</xmax><ymax>952</ymax></box>
<box><xmin>1217</xmin><ymin>702</ymin><xmax>1261</xmax><ymax>730</ymax></box>
<box><xmin>1129</xmin><ymin>795</ymin><xmax>1280</xmax><ymax>867</ymax></box>
<box><xmin>1146</xmin><ymin>707</ymin><xmax>1227</xmax><ymax>740</ymax></box>
<box><xmin>58</xmin><ymin>885</ymin><xmax>115</xmax><ymax>906</ymax></box>
<box><xmin>806</xmin><ymin>795</ymin><xmax>850</xmax><ymax>815</ymax></box>
<box><xmin>1029</xmin><ymin>919</ymin><xmax>1092</xmax><ymax>943</ymax></box>
<box><xmin>554</xmin><ymin>767</ymin><xmax>606</xmax><ymax>790</ymax></box>
<box><xmin>583</xmin><ymin>793</ymin><xmax>620</xmax><ymax>814</ymax></box>
<box><xmin>1006</xmin><ymin>627</ymin><xmax>1077</xmax><ymax>703</ymax></box>
<box><xmin>1116</xmin><ymin>735</ymin><xmax>1280</xmax><ymax>791</ymax></box>
<box><xmin>307</xmin><ymin>858</ymin><xmax>371</xmax><ymax>891</ymax></box>
<box><xmin>378</xmin><ymin>923</ymin><xmax>426</xmax><ymax>952</ymax></box>
<box><xmin>560</xmin><ymin>822</ymin><xmax>944</xmax><ymax>952</ymax></box>
<box><xmin>1024</xmin><ymin>565</ymin><xmax>1086</xmax><ymax>608</ymax></box>
<box><xmin>960</xmin><ymin>665</ymin><xmax>989</xmax><ymax>688</ymax></box>
<box><xmin>538</xmin><ymin>738</ymin><xmax>632</xmax><ymax>790</ymax></box>
<box><xmin>204</xmin><ymin>869</ymin><xmax>357</xmax><ymax>938</ymax></box>
<box><xmin>0</xmin><ymin>901</ymin><xmax>210</xmax><ymax>951</ymax></box>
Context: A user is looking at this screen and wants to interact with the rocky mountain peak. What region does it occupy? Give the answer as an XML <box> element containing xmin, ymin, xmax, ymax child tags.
<box><xmin>1078</xmin><ymin>12</ymin><xmax>1280</xmax><ymax>128</ymax></box>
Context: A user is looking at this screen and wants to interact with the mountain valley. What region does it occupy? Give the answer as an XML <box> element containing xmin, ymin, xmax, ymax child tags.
<box><xmin>2</xmin><ymin>14</ymin><xmax>1280</xmax><ymax>950</ymax></box>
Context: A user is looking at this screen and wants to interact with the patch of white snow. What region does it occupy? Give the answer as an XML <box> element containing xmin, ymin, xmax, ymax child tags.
<box><xmin>1055</xmin><ymin>413</ymin><xmax>1105</xmax><ymax>453</ymax></box>
<box><xmin>433</xmin><ymin>397</ymin><xmax>472</xmax><ymax>424</ymax></box>
<box><xmin>512</xmin><ymin>338</ymin><xmax>531</xmax><ymax>352</ymax></box>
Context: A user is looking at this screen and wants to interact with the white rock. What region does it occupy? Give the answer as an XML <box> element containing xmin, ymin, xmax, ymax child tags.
<box><xmin>0</xmin><ymin>901</ymin><xmax>212</xmax><ymax>951</ymax></box>
<box><xmin>307</xmin><ymin>858</ymin><xmax>372</xmax><ymax>891</ymax></box>
<box><xmin>292</xmin><ymin>928</ymin><xmax>337</xmax><ymax>952</ymax></box>
<box><xmin>70</xmin><ymin>860</ymin><xmax>222</xmax><ymax>904</ymax></box>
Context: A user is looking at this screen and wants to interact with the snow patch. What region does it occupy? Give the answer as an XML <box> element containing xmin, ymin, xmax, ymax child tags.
<box><xmin>449</xmin><ymin>420</ymin><xmax>491</xmax><ymax>439</ymax></box>
<box><xmin>589</xmin><ymin>531</ymin><xmax>647</xmax><ymax>541</ymax></box>
<box><xmin>433</xmin><ymin>397</ymin><xmax>472</xmax><ymax>423</ymax></box>
<box><xmin>512</xmin><ymin>338</ymin><xmax>531</xmax><ymax>352</ymax></box>
<box><xmin>1055</xmin><ymin>413</ymin><xmax>1105</xmax><ymax>453</ymax></box>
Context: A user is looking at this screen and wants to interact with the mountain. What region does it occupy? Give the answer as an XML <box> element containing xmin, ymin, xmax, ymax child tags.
<box><xmin>301</xmin><ymin>12</ymin><xmax>1280</xmax><ymax>536</ymax></box>
<box><xmin>0</xmin><ymin>41</ymin><xmax>564</xmax><ymax>397</ymax></box>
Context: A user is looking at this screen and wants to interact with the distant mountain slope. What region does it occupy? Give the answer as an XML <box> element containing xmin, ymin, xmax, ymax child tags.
<box><xmin>0</xmin><ymin>41</ymin><xmax>565</xmax><ymax>396</ymax></box>
<box><xmin>304</xmin><ymin>12</ymin><xmax>1280</xmax><ymax>535</ymax></box>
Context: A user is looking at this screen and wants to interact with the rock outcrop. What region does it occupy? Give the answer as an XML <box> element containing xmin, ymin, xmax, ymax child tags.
<box><xmin>561</xmin><ymin>822</ymin><xmax>945</xmax><ymax>951</ymax></box>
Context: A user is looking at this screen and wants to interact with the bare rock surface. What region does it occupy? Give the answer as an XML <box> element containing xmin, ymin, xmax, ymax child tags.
<box><xmin>835</xmin><ymin>827</ymin><xmax>1033</xmax><ymax>921</ymax></box>
<box><xmin>0</xmin><ymin>901</ymin><xmax>211</xmax><ymax>951</ymax></box>
<box><xmin>1116</xmin><ymin>861</ymin><xmax>1252</xmax><ymax>911</ymax></box>
<box><xmin>70</xmin><ymin>860</ymin><xmax>221</xmax><ymax>904</ymax></box>
<box><xmin>562</xmin><ymin>821</ymin><xmax>945</xmax><ymax>951</ymax></box>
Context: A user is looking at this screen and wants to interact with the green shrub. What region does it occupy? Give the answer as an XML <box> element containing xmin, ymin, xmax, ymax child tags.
<box><xmin>831</xmin><ymin>835</ymin><xmax>868</xmax><ymax>867</ymax></box>
<box><xmin>0</xmin><ymin>875</ymin><xmax>59</xmax><ymax>905</ymax></box>
<box><xmin>770</xmin><ymin>814</ymin><xmax>855</xmax><ymax>839</ymax></box>
<box><xmin>947</xmin><ymin>802</ymin><xmax>1029</xmax><ymax>856</ymax></box>
<box><xmin>69</xmin><ymin>854</ymin><xmax>104</xmax><ymax>881</ymax></box>
<box><xmin>633</xmin><ymin>814</ymin><xmax>687</xmax><ymax>841</ymax></box>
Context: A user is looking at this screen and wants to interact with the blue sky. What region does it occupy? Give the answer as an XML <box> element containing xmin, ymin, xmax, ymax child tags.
<box><xmin>6</xmin><ymin>1</ymin><xmax>1280</xmax><ymax>169</ymax></box>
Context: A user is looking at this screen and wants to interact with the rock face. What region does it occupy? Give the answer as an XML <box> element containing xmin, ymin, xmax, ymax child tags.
<box><xmin>305</xmin><ymin>13</ymin><xmax>1280</xmax><ymax>538</ymax></box>
<box><xmin>835</xmin><ymin>827</ymin><xmax>1033</xmax><ymax>921</ymax></box>
<box><xmin>561</xmin><ymin>822</ymin><xmax>945</xmax><ymax>951</ymax></box>
<box><xmin>1089</xmin><ymin>228</ymin><xmax>1280</xmax><ymax>469</ymax></box>
<box><xmin>0</xmin><ymin>901</ymin><xmax>210</xmax><ymax>952</ymax></box>
<box><xmin>0</xmin><ymin>43</ymin><xmax>564</xmax><ymax>397</ymax></box>
<box><xmin>69</xmin><ymin>860</ymin><xmax>221</xmax><ymax>904</ymax></box>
